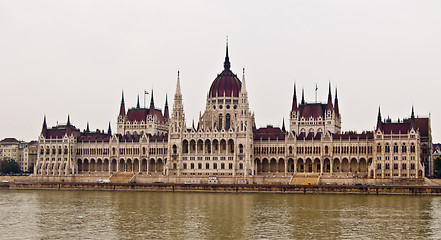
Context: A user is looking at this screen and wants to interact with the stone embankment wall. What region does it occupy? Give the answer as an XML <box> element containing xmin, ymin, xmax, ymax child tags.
<box><xmin>6</xmin><ymin>182</ymin><xmax>441</xmax><ymax>195</ymax></box>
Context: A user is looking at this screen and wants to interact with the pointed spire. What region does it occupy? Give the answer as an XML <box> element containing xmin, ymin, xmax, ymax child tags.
<box><xmin>241</xmin><ymin>68</ymin><xmax>246</xmax><ymax>92</ymax></box>
<box><xmin>150</xmin><ymin>89</ymin><xmax>155</xmax><ymax>108</ymax></box>
<box><xmin>192</xmin><ymin>119</ymin><xmax>195</xmax><ymax>130</ymax></box>
<box><xmin>291</xmin><ymin>83</ymin><xmax>298</xmax><ymax>112</ymax></box>
<box><xmin>224</xmin><ymin>37</ymin><xmax>231</xmax><ymax>70</ymax></box>
<box><xmin>86</xmin><ymin>122</ymin><xmax>90</xmax><ymax>132</ymax></box>
<box><xmin>176</xmin><ymin>71</ymin><xmax>181</xmax><ymax>95</ymax></box>
<box><xmin>326</xmin><ymin>82</ymin><xmax>333</xmax><ymax>111</ymax></box>
<box><xmin>67</xmin><ymin>115</ymin><xmax>71</xmax><ymax>126</ymax></box>
<box><xmin>42</xmin><ymin>115</ymin><xmax>47</xmax><ymax>136</ymax></box>
<box><xmin>282</xmin><ymin>118</ymin><xmax>286</xmax><ymax>132</ymax></box>
<box><xmin>164</xmin><ymin>94</ymin><xmax>169</xmax><ymax>121</ymax></box>
<box><xmin>410</xmin><ymin>106</ymin><xmax>416</xmax><ymax>130</ymax></box>
<box><xmin>376</xmin><ymin>106</ymin><xmax>382</xmax><ymax>130</ymax></box>
<box><xmin>108</xmin><ymin>122</ymin><xmax>112</xmax><ymax>135</ymax></box>
<box><xmin>301</xmin><ymin>88</ymin><xmax>305</xmax><ymax>105</ymax></box>
<box><xmin>43</xmin><ymin>115</ymin><xmax>47</xmax><ymax>129</ymax></box>
<box><xmin>334</xmin><ymin>88</ymin><xmax>339</xmax><ymax>116</ymax></box>
<box><xmin>119</xmin><ymin>91</ymin><xmax>126</xmax><ymax>116</ymax></box>
<box><xmin>136</xmin><ymin>95</ymin><xmax>140</xmax><ymax>108</ymax></box>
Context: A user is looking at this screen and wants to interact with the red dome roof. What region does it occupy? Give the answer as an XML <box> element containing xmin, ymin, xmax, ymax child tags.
<box><xmin>209</xmin><ymin>69</ymin><xmax>241</xmax><ymax>98</ymax></box>
<box><xmin>208</xmin><ymin>44</ymin><xmax>242</xmax><ymax>98</ymax></box>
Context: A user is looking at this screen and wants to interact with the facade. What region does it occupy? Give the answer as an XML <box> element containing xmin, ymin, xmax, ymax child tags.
<box><xmin>0</xmin><ymin>138</ymin><xmax>37</xmax><ymax>172</ymax></box>
<box><xmin>34</xmin><ymin>45</ymin><xmax>433</xmax><ymax>180</ymax></box>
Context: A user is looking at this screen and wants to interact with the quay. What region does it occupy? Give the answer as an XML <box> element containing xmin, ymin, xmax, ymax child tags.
<box><xmin>3</xmin><ymin>180</ymin><xmax>441</xmax><ymax>196</ymax></box>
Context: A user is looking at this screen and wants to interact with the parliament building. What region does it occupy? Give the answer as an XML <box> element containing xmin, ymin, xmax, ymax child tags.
<box><xmin>34</xmin><ymin>45</ymin><xmax>433</xmax><ymax>183</ymax></box>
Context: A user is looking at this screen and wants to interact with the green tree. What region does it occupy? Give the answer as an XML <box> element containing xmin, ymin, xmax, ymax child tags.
<box><xmin>434</xmin><ymin>157</ymin><xmax>441</xmax><ymax>178</ymax></box>
<box><xmin>0</xmin><ymin>159</ymin><xmax>21</xmax><ymax>173</ymax></box>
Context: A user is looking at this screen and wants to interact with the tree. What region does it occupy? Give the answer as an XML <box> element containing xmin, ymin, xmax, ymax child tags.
<box><xmin>0</xmin><ymin>159</ymin><xmax>21</xmax><ymax>173</ymax></box>
<box><xmin>434</xmin><ymin>157</ymin><xmax>441</xmax><ymax>178</ymax></box>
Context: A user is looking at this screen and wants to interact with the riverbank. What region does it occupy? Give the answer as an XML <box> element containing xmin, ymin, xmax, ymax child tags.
<box><xmin>3</xmin><ymin>181</ymin><xmax>441</xmax><ymax>195</ymax></box>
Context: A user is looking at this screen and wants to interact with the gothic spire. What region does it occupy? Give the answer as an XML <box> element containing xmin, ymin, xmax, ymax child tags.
<box><xmin>301</xmin><ymin>88</ymin><xmax>305</xmax><ymax>105</ymax></box>
<box><xmin>86</xmin><ymin>122</ymin><xmax>90</xmax><ymax>132</ymax></box>
<box><xmin>176</xmin><ymin>71</ymin><xmax>181</xmax><ymax>96</ymax></box>
<box><xmin>291</xmin><ymin>83</ymin><xmax>298</xmax><ymax>112</ymax></box>
<box><xmin>334</xmin><ymin>88</ymin><xmax>339</xmax><ymax>116</ymax></box>
<box><xmin>376</xmin><ymin>106</ymin><xmax>382</xmax><ymax>130</ymax></box>
<box><xmin>150</xmin><ymin>89</ymin><xmax>154</xmax><ymax>107</ymax></box>
<box><xmin>224</xmin><ymin>37</ymin><xmax>231</xmax><ymax>70</ymax></box>
<box><xmin>164</xmin><ymin>94</ymin><xmax>169</xmax><ymax>121</ymax></box>
<box><xmin>42</xmin><ymin>115</ymin><xmax>47</xmax><ymax>130</ymax></box>
<box><xmin>67</xmin><ymin>115</ymin><xmax>71</xmax><ymax>126</ymax></box>
<box><xmin>42</xmin><ymin>115</ymin><xmax>47</xmax><ymax>136</ymax></box>
<box><xmin>136</xmin><ymin>95</ymin><xmax>140</xmax><ymax>108</ymax></box>
<box><xmin>411</xmin><ymin>105</ymin><xmax>415</xmax><ymax>119</ymax></box>
<box><xmin>326</xmin><ymin>82</ymin><xmax>333</xmax><ymax>111</ymax></box>
<box><xmin>241</xmin><ymin>68</ymin><xmax>246</xmax><ymax>92</ymax></box>
<box><xmin>282</xmin><ymin>118</ymin><xmax>286</xmax><ymax>132</ymax></box>
<box><xmin>119</xmin><ymin>91</ymin><xmax>126</xmax><ymax>116</ymax></box>
<box><xmin>108</xmin><ymin>122</ymin><xmax>112</xmax><ymax>135</ymax></box>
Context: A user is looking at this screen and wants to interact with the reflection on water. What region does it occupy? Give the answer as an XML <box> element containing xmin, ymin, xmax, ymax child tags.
<box><xmin>1</xmin><ymin>190</ymin><xmax>440</xmax><ymax>239</ymax></box>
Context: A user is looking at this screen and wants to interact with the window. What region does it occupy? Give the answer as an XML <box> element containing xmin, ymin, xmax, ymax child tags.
<box><xmin>394</xmin><ymin>163</ymin><xmax>398</xmax><ymax>170</ymax></box>
<box><xmin>206</xmin><ymin>163</ymin><xmax>210</xmax><ymax>169</ymax></box>
<box><xmin>402</xmin><ymin>144</ymin><xmax>407</xmax><ymax>153</ymax></box>
<box><xmin>411</xmin><ymin>163</ymin><xmax>415</xmax><ymax>170</ymax></box>
<box><xmin>410</xmin><ymin>144</ymin><xmax>416</xmax><ymax>153</ymax></box>
<box><xmin>191</xmin><ymin>163</ymin><xmax>194</xmax><ymax>169</ymax></box>
<box><xmin>385</xmin><ymin>163</ymin><xmax>390</xmax><ymax>170</ymax></box>
<box><xmin>229</xmin><ymin>163</ymin><xmax>233</xmax><ymax>169</ymax></box>
<box><xmin>218</xmin><ymin>114</ymin><xmax>223</xmax><ymax>130</ymax></box>
<box><xmin>221</xmin><ymin>163</ymin><xmax>225</xmax><ymax>169</ymax></box>
<box><xmin>239</xmin><ymin>163</ymin><xmax>243</xmax><ymax>169</ymax></box>
<box><xmin>183</xmin><ymin>163</ymin><xmax>187</xmax><ymax>169</ymax></box>
<box><xmin>198</xmin><ymin>163</ymin><xmax>202</xmax><ymax>169</ymax></box>
<box><xmin>402</xmin><ymin>163</ymin><xmax>406</xmax><ymax>170</ymax></box>
<box><xmin>393</xmin><ymin>144</ymin><xmax>398</xmax><ymax>153</ymax></box>
<box><xmin>377</xmin><ymin>163</ymin><xmax>381</xmax><ymax>170</ymax></box>
<box><xmin>213</xmin><ymin>163</ymin><xmax>217</xmax><ymax>169</ymax></box>
<box><xmin>226</xmin><ymin>114</ymin><xmax>231</xmax><ymax>130</ymax></box>
<box><xmin>377</xmin><ymin>144</ymin><xmax>381</xmax><ymax>153</ymax></box>
<box><xmin>385</xmin><ymin>144</ymin><xmax>390</xmax><ymax>153</ymax></box>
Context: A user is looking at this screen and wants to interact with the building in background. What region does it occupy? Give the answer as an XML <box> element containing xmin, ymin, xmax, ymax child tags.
<box><xmin>33</xmin><ymin>45</ymin><xmax>433</xmax><ymax>180</ymax></box>
<box><xmin>0</xmin><ymin>138</ymin><xmax>37</xmax><ymax>172</ymax></box>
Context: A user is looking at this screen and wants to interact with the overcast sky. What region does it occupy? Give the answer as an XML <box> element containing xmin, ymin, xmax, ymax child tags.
<box><xmin>1</xmin><ymin>0</ymin><xmax>440</xmax><ymax>142</ymax></box>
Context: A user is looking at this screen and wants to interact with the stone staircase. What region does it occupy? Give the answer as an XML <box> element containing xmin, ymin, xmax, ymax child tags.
<box><xmin>289</xmin><ymin>174</ymin><xmax>319</xmax><ymax>185</ymax></box>
<box><xmin>110</xmin><ymin>172</ymin><xmax>135</xmax><ymax>183</ymax></box>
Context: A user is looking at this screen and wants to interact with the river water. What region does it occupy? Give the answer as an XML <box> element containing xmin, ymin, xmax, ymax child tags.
<box><xmin>1</xmin><ymin>190</ymin><xmax>441</xmax><ymax>239</ymax></box>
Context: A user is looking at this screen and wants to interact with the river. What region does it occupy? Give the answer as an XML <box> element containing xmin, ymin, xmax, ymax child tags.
<box><xmin>1</xmin><ymin>190</ymin><xmax>440</xmax><ymax>239</ymax></box>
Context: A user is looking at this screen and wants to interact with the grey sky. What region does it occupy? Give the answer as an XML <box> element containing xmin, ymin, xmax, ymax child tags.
<box><xmin>1</xmin><ymin>1</ymin><xmax>440</xmax><ymax>142</ymax></box>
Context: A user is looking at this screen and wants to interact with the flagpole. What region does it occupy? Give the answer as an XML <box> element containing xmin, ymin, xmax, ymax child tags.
<box><xmin>144</xmin><ymin>90</ymin><xmax>146</xmax><ymax>108</ymax></box>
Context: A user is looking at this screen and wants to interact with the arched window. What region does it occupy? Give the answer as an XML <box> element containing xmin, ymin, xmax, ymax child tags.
<box><xmin>218</xmin><ymin>114</ymin><xmax>223</xmax><ymax>130</ymax></box>
<box><xmin>393</xmin><ymin>143</ymin><xmax>399</xmax><ymax>153</ymax></box>
<box><xmin>385</xmin><ymin>144</ymin><xmax>390</xmax><ymax>153</ymax></box>
<box><xmin>411</xmin><ymin>143</ymin><xmax>416</xmax><ymax>153</ymax></box>
<box><xmin>239</xmin><ymin>144</ymin><xmax>244</xmax><ymax>154</ymax></box>
<box><xmin>172</xmin><ymin>145</ymin><xmax>177</xmax><ymax>154</ymax></box>
<box><xmin>226</xmin><ymin>114</ymin><xmax>231</xmax><ymax>130</ymax></box>
<box><xmin>402</xmin><ymin>143</ymin><xmax>407</xmax><ymax>153</ymax></box>
<box><xmin>377</xmin><ymin>144</ymin><xmax>381</xmax><ymax>153</ymax></box>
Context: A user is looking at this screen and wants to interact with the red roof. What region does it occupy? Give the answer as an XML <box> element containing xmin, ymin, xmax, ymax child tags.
<box><xmin>45</xmin><ymin>125</ymin><xmax>81</xmax><ymax>138</ymax></box>
<box><xmin>209</xmin><ymin>69</ymin><xmax>242</xmax><ymax>98</ymax></box>
<box><xmin>254</xmin><ymin>126</ymin><xmax>285</xmax><ymax>141</ymax></box>
<box><xmin>381</xmin><ymin>122</ymin><xmax>411</xmax><ymax>134</ymax></box>
<box><xmin>126</xmin><ymin>108</ymin><xmax>165</xmax><ymax>123</ymax></box>
<box><xmin>298</xmin><ymin>103</ymin><xmax>326</xmax><ymax>118</ymax></box>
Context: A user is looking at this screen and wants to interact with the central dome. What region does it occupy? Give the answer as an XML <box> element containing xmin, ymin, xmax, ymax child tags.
<box><xmin>208</xmin><ymin>44</ymin><xmax>242</xmax><ymax>98</ymax></box>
